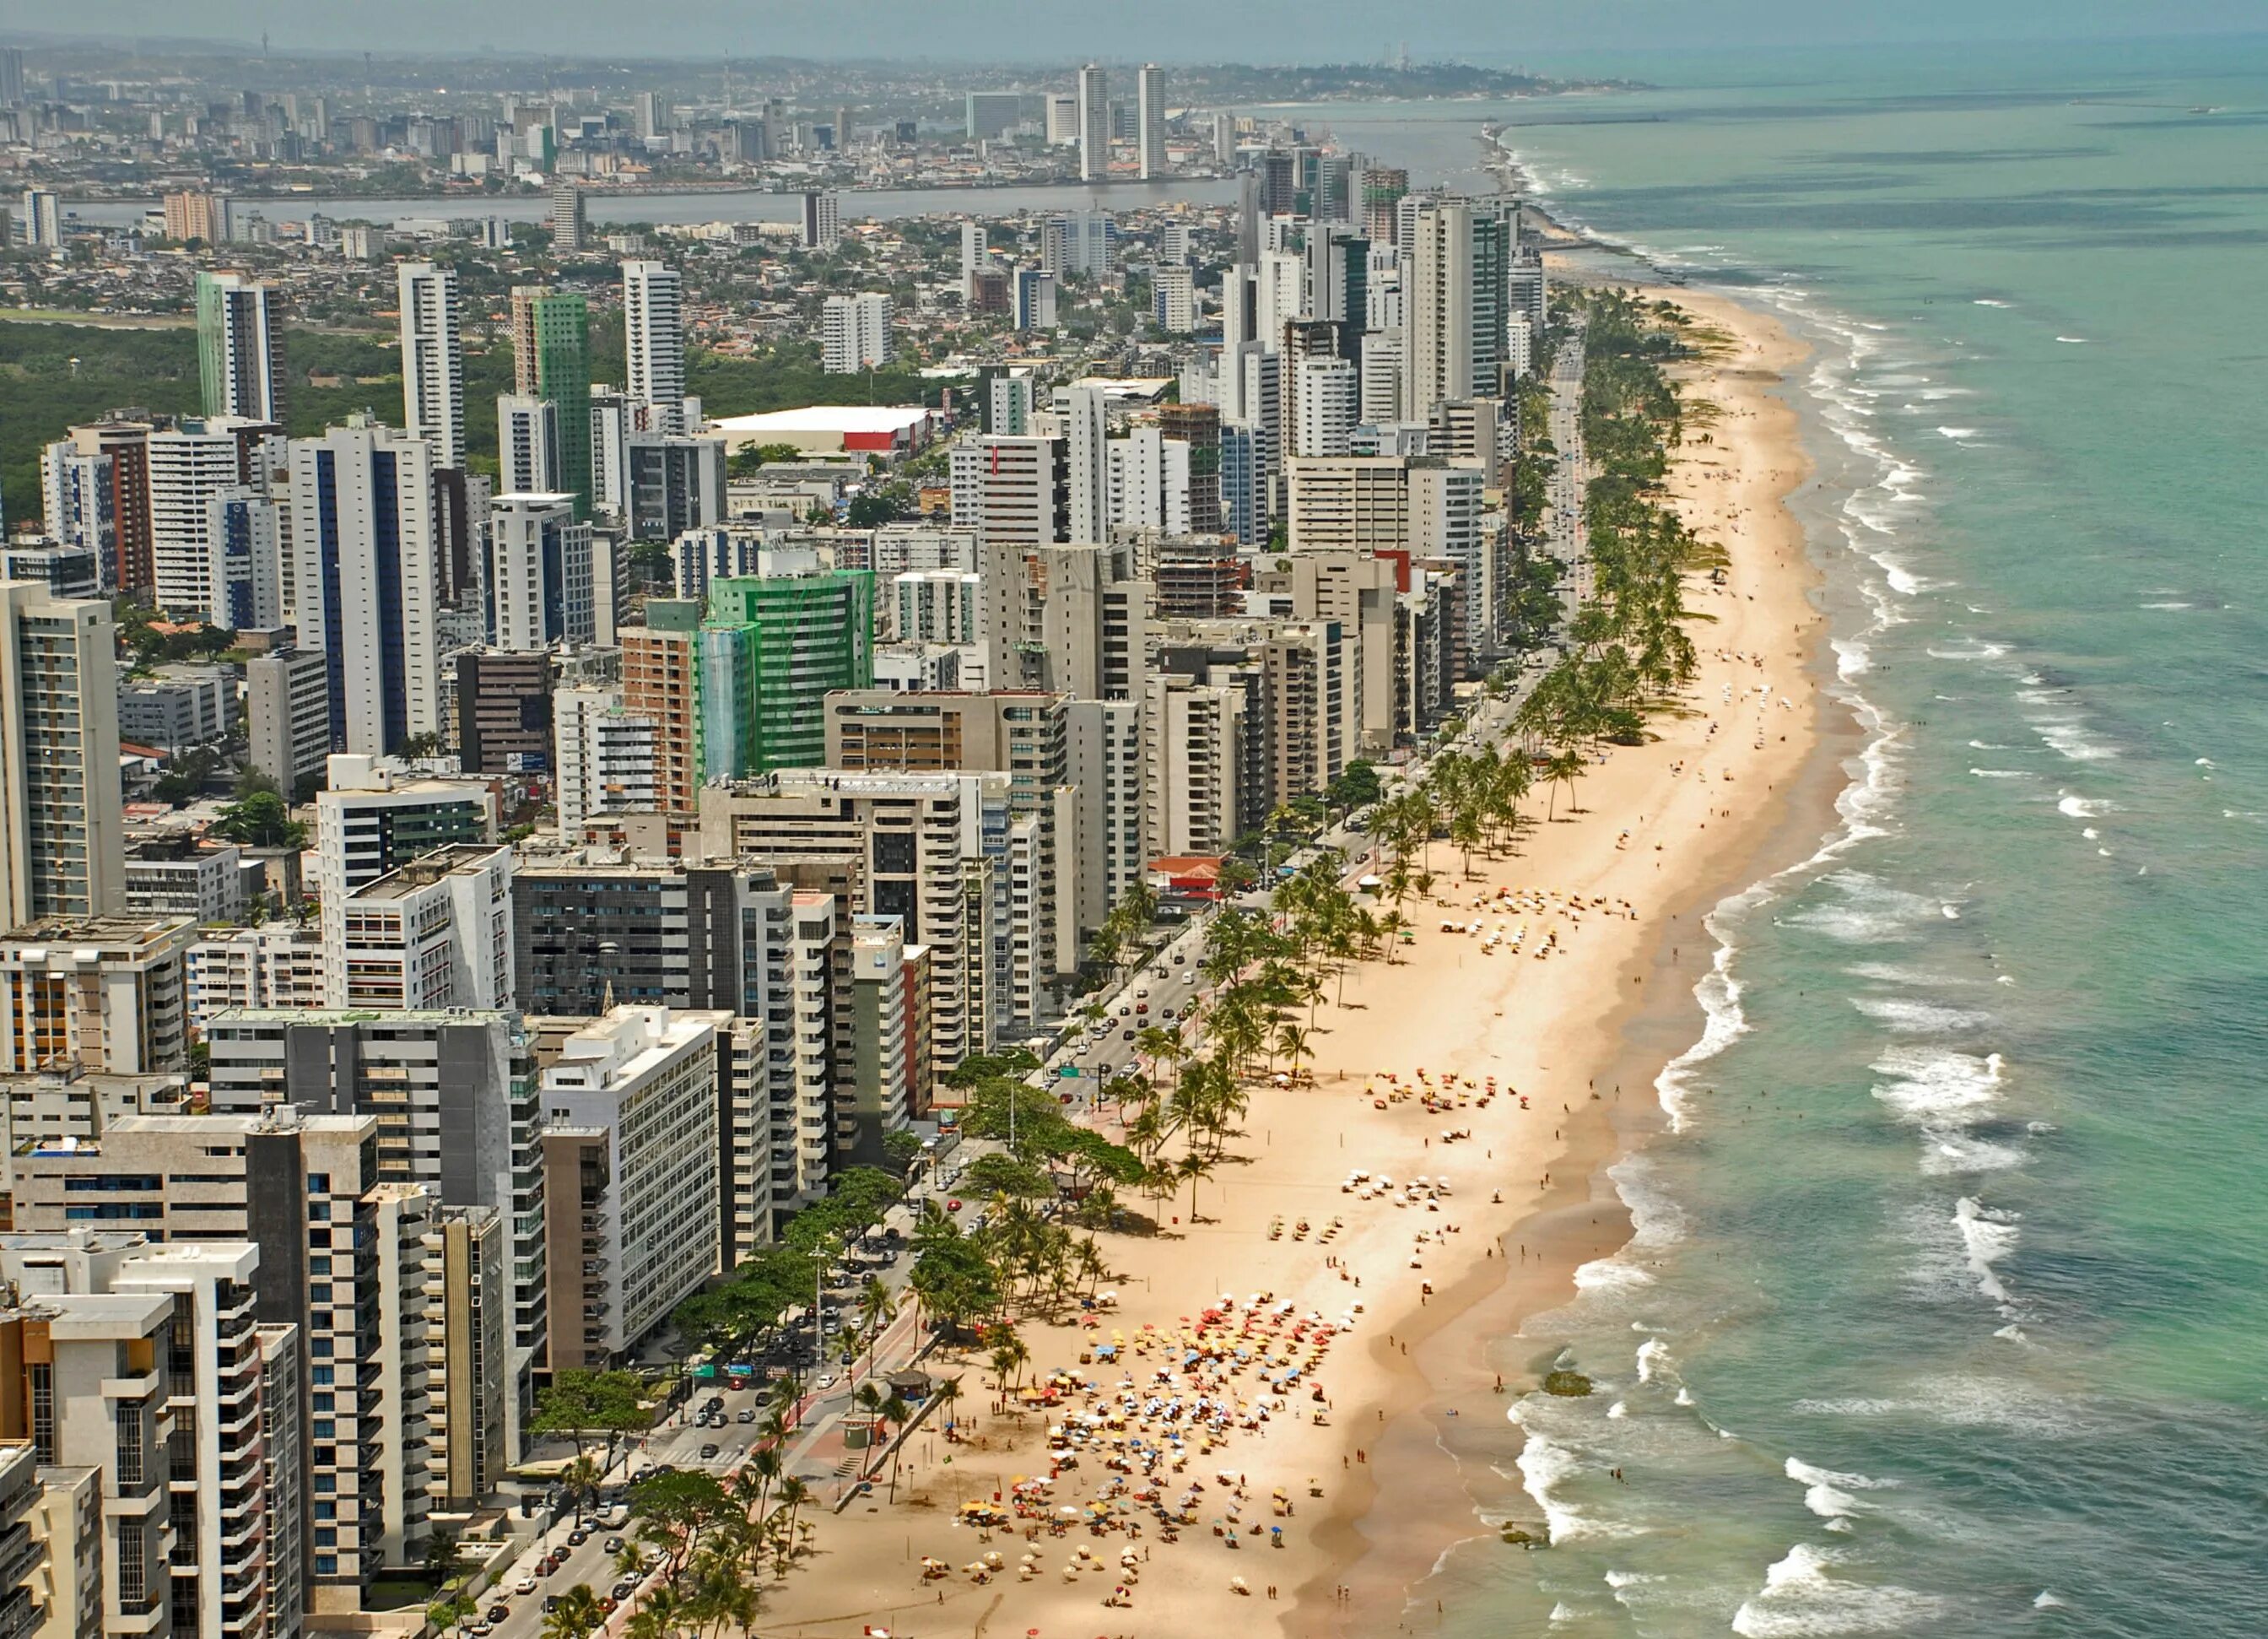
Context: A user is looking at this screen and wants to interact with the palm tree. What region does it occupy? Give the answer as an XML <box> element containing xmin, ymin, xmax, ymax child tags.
<box><xmin>773</xmin><ymin>1479</ymin><xmax>813</xmax><ymax>1576</ymax></box>
<box><xmin>879</xmin><ymin>1392</ymin><xmax>915</xmax><ymax>1498</ymax></box>
<box><xmin>559</xmin><ymin>1452</ymin><xmax>602</xmax><ymax>1527</ymax></box>
<box><xmin>1275</xmin><ymin>1021</ymin><xmax>1312</xmax><ymax>1080</ymax></box>
<box><xmin>1547</xmin><ymin>749</ymin><xmax>1586</xmax><ymax>820</ymax></box>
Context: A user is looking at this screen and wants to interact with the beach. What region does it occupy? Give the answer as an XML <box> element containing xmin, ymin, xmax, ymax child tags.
<box><xmin>752</xmin><ymin>284</ymin><xmax>1833</xmax><ymax>1637</ymax></box>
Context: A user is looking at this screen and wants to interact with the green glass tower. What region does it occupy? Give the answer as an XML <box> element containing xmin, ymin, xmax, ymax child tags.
<box><xmin>511</xmin><ymin>286</ymin><xmax>592</xmax><ymax>517</ymax></box>
<box><xmin>699</xmin><ymin>572</ymin><xmax>875</xmax><ymax>778</ymax></box>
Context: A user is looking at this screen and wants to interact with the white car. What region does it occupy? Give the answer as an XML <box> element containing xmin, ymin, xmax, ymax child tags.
<box><xmin>816</xmin><ymin>1373</ymin><xmax>839</xmax><ymax>1390</ymax></box>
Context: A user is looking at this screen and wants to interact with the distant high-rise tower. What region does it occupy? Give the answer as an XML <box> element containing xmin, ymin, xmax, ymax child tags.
<box><xmin>196</xmin><ymin>271</ymin><xmax>284</xmax><ymax>422</ymax></box>
<box><xmin>19</xmin><ymin>187</ymin><xmax>61</xmax><ymax>251</ymax></box>
<box><xmin>1077</xmin><ymin>63</ymin><xmax>1110</xmax><ymax>183</ymax></box>
<box><xmin>397</xmin><ymin>262</ymin><xmax>465</xmax><ymax>468</ymax></box>
<box><xmin>550</xmin><ymin>180</ymin><xmax>586</xmax><ymax>251</ymax></box>
<box><xmin>497</xmin><ymin>395</ymin><xmax>561</xmax><ymax>495</ymax></box>
<box><xmin>510</xmin><ymin>287</ymin><xmax>592</xmax><ymax>517</ymax></box>
<box><xmin>821</xmin><ymin>294</ymin><xmax>894</xmax><ymax>373</ymax></box>
<box><xmin>0</xmin><ymin>48</ymin><xmax>24</xmax><ymax>109</ymax></box>
<box><xmin>1137</xmin><ymin>64</ymin><xmax>1166</xmax><ymax>181</ymax></box>
<box><xmin>0</xmin><ymin>584</ymin><xmax>125</xmax><ymax>923</ymax></box>
<box><xmin>622</xmin><ymin>259</ymin><xmax>685</xmax><ymax>433</ymax></box>
<box><xmin>799</xmin><ymin>190</ymin><xmax>840</xmax><ymax>251</ymax></box>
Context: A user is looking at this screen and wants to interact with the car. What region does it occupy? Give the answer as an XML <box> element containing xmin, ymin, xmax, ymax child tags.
<box><xmin>565</xmin><ymin>1528</ymin><xmax>588</xmax><ymax>1546</ymax></box>
<box><xmin>736</xmin><ymin>1407</ymin><xmax>757</xmax><ymax>1423</ymax></box>
<box><xmin>1117</xmin><ymin>1004</ymin><xmax>1131</xmax><ymax>1017</ymax></box>
<box><xmin>602</xmin><ymin>1537</ymin><xmax>625</xmax><ymax>1554</ymax></box>
<box><xmin>1162</xmin><ymin>1008</ymin><xmax>1177</xmax><ymax>1020</ymax></box>
<box><xmin>467</xmin><ymin>1624</ymin><xmax>490</xmax><ymax>1636</ymax></box>
<box><xmin>1135</xmin><ymin>987</ymin><xmax>1149</xmax><ymax>998</ymax></box>
<box><xmin>946</xmin><ymin>1198</ymin><xmax>963</xmax><ymax>1212</ymax></box>
<box><xmin>1121</xmin><ymin>1028</ymin><xmax>1135</xmax><ymax>1039</ymax></box>
<box><xmin>1134</xmin><ymin>1003</ymin><xmax>1148</xmax><ymax>1014</ymax></box>
<box><xmin>513</xmin><ymin>1578</ymin><xmax>537</xmax><ymax>1597</ymax></box>
<box><xmin>699</xmin><ymin>1443</ymin><xmax>720</xmax><ymax>1460</ymax></box>
<box><xmin>816</xmin><ymin>1373</ymin><xmax>839</xmax><ymax>1389</ymax></box>
<box><xmin>611</xmin><ymin>1582</ymin><xmax>638</xmax><ymax>1602</ymax></box>
<box><xmin>542</xmin><ymin>1597</ymin><xmax>560</xmax><ymax>1615</ymax></box>
<box><xmin>1173</xmin><ymin>953</ymin><xmax>1186</xmax><ymax>964</ymax></box>
<box><xmin>487</xmin><ymin>1605</ymin><xmax>510</xmax><ymax>1624</ymax></box>
<box><xmin>598</xmin><ymin>1598</ymin><xmax>617</xmax><ymax>1617</ymax></box>
<box><xmin>543</xmin><ymin>1550</ymin><xmax>567</xmax><ymax>1572</ymax></box>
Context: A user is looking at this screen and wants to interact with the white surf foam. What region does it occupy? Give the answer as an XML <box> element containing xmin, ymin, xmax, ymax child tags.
<box><xmin>2057</xmin><ymin>794</ymin><xmax>2112</xmax><ymax>818</ymax></box>
<box><xmin>1732</xmin><ymin>1543</ymin><xmax>1948</xmax><ymax>1637</ymax></box>
<box><xmin>1852</xmin><ymin>998</ymin><xmax>1990</xmax><ymax>1034</ymax></box>
<box><xmin>1954</xmin><ymin>1196</ymin><xmax>2022</xmax><ymax>1303</ymax></box>
<box><xmin>1871</xmin><ymin>1047</ymin><xmax>2005</xmax><ymax>1122</ymax></box>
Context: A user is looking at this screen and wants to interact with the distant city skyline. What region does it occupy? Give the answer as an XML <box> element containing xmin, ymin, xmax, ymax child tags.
<box><xmin>14</xmin><ymin>1</ymin><xmax>2260</xmax><ymax>62</ymax></box>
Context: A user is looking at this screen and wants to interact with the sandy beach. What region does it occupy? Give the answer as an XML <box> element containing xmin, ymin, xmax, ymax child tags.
<box><xmin>751</xmin><ymin>284</ymin><xmax>1833</xmax><ymax>1639</ymax></box>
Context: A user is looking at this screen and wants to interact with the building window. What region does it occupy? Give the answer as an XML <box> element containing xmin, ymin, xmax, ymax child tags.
<box><xmin>28</xmin><ymin>1363</ymin><xmax>53</xmax><ymax>1464</ymax></box>
<box><xmin>116</xmin><ymin>1403</ymin><xmax>145</xmax><ymax>1487</ymax></box>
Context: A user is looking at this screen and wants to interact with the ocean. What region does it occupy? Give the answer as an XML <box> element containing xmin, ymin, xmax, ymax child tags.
<box><xmin>1318</xmin><ymin>35</ymin><xmax>2268</xmax><ymax>1636</ymax></box>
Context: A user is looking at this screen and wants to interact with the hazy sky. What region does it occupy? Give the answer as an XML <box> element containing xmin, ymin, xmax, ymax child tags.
<box><xmin>30</xmin><ymin>0</ymin><xmax>2261</xmax><ymax>62</ymax></box>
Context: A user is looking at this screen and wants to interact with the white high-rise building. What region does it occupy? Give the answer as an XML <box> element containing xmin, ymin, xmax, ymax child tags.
<box><xmin>1063</xmin><ymin>381</ymin><xmax>1111</xmax><ymax>545</ymax></box>
<box><xmin>1137</xmin><ymin>64</ymin><xmax>1167</xmax><ymax>180</ymax></box>
<box><xmin>960</xmin><ymin>221</ymin><xmax>988</xmax><ymax>294</ymax></box>
<box><xmin>148</xmin><ymin>421</ymin><xmax>251</xmax><ymax>619</ymax></box>
<box><xmin>397</xmin><ymin>262</ymin><xmax>467</xmax><ymax>468</ymax></box>
<box><xmin>489</xmin><ymin>492</ymin><xmax>593</xmax><ymax>650</ymax></box>
<box><xmin>1403</xmin><ymin>198</ymin><xmax>1508</xmax><ymax>422</ymax></box>
<box><xmin>799</xmin><ymin>190</ymin><xmax>840</xmax><ymax>251</ymax></box>
<box><xmin>498</xmin><ymin>394</ymin><xmax>561</xmax><ymax>495</ymax></box>
<box><xmin>19</xmin><ymin>187</ymin><xmax>61</xmax><ymax>251</ymax></box>
<box><xmin>0</xmin><ymin>586</ymin><xmax>125</xmax><ymax>923</ymax></box>
<box><xmin>1153</xmin><ymin>262</ymin><xmax>1197</xmax><ymax>333</ymax></box>
<box><xmin>1077</xmin><ymin>63</ymin><xmax>1110</xmax><ymax>182</ymax></box>
<box><xmin>40</xmin><ymin>441</ymin><xmax>116</xmax><ymax>587</ymax></box>
<box><xmin>1294</xmin><ymin>356</ymin><xmax>1361</xmax><ymax>458</ymax></box>
<box><xmin>1045</xmin><ymin>94</ymin><xmax>1079</xmax><ymax>146</ymax></box>
<box><xmin>622</xmin><ymin>260</ymin><xmax>686</xmax><ymax>433</ymax></box>
<box><xmin>820</xmin><ymin>292</ymin><xmax>894</xmax><ymax>373</ymax></box>
<box><xmin>1362</xmin><ymin>330</ymin><xmax>1407</xmax><ymax>423</ymax></box>
<box><xmin>553</xmin><ymin>684</ymin><xmax>657</xmax><ymax>835</ymax></box>
<box><xmin>288</xmin><ymin>420</ymin><xmax>444</xmax><ymax>755</ymax></box>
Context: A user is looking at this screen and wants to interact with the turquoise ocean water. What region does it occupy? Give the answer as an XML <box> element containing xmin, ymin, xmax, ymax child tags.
<box><xmin>1316</xmin><ymin>35</ymin><xmax>2268</xmax><ymax>1636</ymax></box>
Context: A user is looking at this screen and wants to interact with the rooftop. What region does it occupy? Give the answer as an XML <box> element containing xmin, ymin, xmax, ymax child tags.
<box><xmin>711</xmin><ymin>405</ymin><xmax>934</xmax><ymax>435</ymax></box>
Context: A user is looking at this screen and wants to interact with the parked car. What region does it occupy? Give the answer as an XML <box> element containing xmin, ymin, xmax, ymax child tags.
<box><xmin>564</xmin><ymin>1528</ymin><xmax>588</xmax><ymax>1546</ymax></box>
<box><xmin>512</xmin><ymin>1578</ymin><xmax>537</xmax><ymax>1597</ymax></box>
<box><xmin>486</xmin><ymin>1604</ymin><xmax>510</xmax><ymax>1624</ymax></box>
<box><xmin>602</xmin><ymin>1537</ymin><xmax>625</xmax><ymax>1554</ymax></box>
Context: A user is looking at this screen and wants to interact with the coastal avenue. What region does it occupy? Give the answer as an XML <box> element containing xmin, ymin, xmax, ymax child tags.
<box><xmin>1547</xmin><ymin>324</ymin><xmax>1591</xmax><ymax>609</ymax></box>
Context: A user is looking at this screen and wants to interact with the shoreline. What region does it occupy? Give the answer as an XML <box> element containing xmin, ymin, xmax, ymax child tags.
<box><xmin>1302</xmin><ymin>280</ymin><xmax>1847</xmax><ymax>1629</ymax></box>
<box><xmin>747</xmin><ymin>281</ymin><xmax>1843</xmax><ymax>1639</ymax></box>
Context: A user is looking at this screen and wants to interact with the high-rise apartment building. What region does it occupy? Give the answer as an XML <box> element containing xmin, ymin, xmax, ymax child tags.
<box><xmin>548</xmin><ymin>181</ymin><xmax>586</xmax><ymax>251</ymax></box>
<box><xmin>511</xmin><ymin>858</ymin><xmax>834</xmax><ymax>1233</ymax></box>
<box><xmin>820</xmin><ymin>293</ymin><xmax>894</xmax><ymax>373</ymax></box>
<box><xmin>38</xmin><ymin>441</ymin><xmax>116</xmax><ymax>590</ymax></box>
<box><xmin>980</xmin><ymin>540</ymin><xmax>1150</xmax><ymax>701</ymax></box>
<box><xmin>246</xmin><ymin>645</ymin><xmax>332</xmax><ymax>794</ymax></box>
<box><xmin>195</xmin><ymin>272</ymin><xmax>284</xmax><ymax>423</ymax></box>
<box><xmin>537</xmin><ymin>1008</ymin><xmax>726</xmax><ymax>1368</ymax></box>
<box><xmin>1402</xmin><ymin>198</ymin><xmax>1508</xmax><ymax>422</ymax></box>
<box><xmin>510</xmin><ymin>289</ymin><xmax>592</xmax><ymax>517</ymax></box>
<box><xmin>0</xmin><ymin>917</ymin><xmax>190</xmax><ymax>1074</ymax></box>
<box><xmin>798</xmin><ymin>191</ymin><xmax>840</xmax><ymax>251</ymax></box>
<box><xmin>288</xmin><ymin>420</ymin><xmax>443</xmax><ymax>755</ymax></box>
<box><xmin>489</xmin><ymin>493</ymin><xmax>592</xmax><ymax>651</ymax></box>
<box><xmin>1077</xmin><ymin>64</ymin><xmax>1110</xmax><ymax>182</ymax></box>
<box><xmin>203</xmin><ymin>1008</ymin><xmax>547</xmax><ymax>1442</ymax></box>
<box><xmin>325</xmin><ymin>842</ymin><xmax>514</xmax><ymax>1011</ymax></box>
<box><xmin>1136</xmin><ymin>64</ymin><xmax>1166</xmax><ymax>180</ymax></box>
<box><xmin>19</xmin><ymin>188</ymin><xmax>60</xmax><ymax>252</ymax></box>
<box><xmin>0</xmin><ymin>588</ymin><xmax>124</xmax><ymax>924</ymax></box>
<box><xmin>10</xmin><ymin>1112</ymin><xmax>411</xmax><ymax>1603</ymax></box>
<box><xmin>397</xmin><ymin>262</ymin><xmax>466</xmax><ymax>469</ymax></box>
<box><xmin>622</xmin><ymin>600</ymin><xmax>701</xmax><ymax>813</ymax></box>
<box><xmin>621</xmin><ymin>261</ymin><xmax>685</xmax><ymax>433</ymax></box>
<box><xmin>148</xmin><ymin>418</ymin><xmax>280</xmax><ymax>622</ymax></box>
<box><xmin>697</xmin><ymin>572</ymin><xmax>876</xmax><ymax>778</ymax></box>
<box><xmin>58</xmin><ymin>417</ymin><xmax>154</xmax><ymax>597</ymax></box>
<box><xmin>496</xmin><ymin>394</ymin><xmax>561</xmax><ymax>496</ymax></box>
